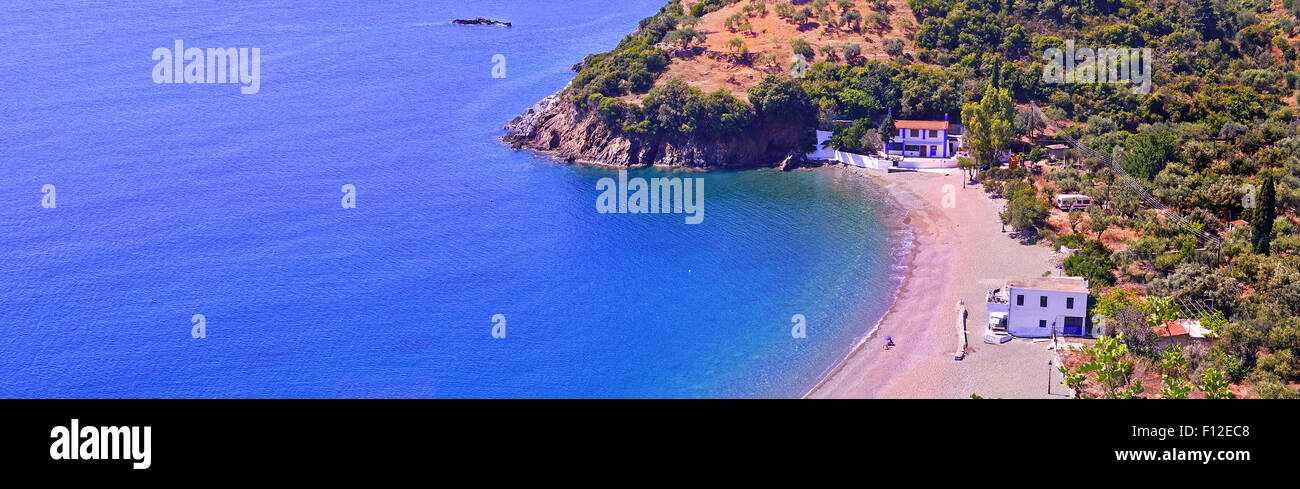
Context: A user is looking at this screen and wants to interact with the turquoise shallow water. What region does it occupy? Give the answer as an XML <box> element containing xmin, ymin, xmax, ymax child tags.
<box><xmin>0</xmin><ymin>0</ymin><xmax>906</xmax><ymax>398</ymax></box>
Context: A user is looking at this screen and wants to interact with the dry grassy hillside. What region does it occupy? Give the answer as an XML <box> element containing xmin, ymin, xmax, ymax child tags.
<box><xmin>631</xmin><ymin>0</ymin><xmax>921</xmax><ymax>101</ymax></box>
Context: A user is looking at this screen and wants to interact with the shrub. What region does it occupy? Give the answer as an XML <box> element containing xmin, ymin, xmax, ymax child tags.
<box><xmin>790</xmin><ymin>38</ymin><xmax>814</xmax><ymax>60</ymax></box>
<box><xmin>883</xmin><ymin>38</ymin><xmax>905</xmax><ymax>57</ymax></box>
<box><xmin>1063</xmin><ymin>240</ymin><xmax>1118</xmax><ymax>287</ymax></box>
<box><xmin>842</xmin><ymin>43</ymin><xmax>862</xmax><ymax>61</ymax></box>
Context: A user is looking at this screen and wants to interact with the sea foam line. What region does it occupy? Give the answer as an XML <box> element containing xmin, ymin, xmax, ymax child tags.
<box><xmin>799</xmin><ymin>187</ymin><xmax>915</xmax><ymax>398</ymax></box>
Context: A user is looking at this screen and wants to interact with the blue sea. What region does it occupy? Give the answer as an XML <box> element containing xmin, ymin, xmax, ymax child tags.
<box><xmin>0</xmin><ymin>1</ymin><xmax>906</xmax><ymax>398</ymax></box>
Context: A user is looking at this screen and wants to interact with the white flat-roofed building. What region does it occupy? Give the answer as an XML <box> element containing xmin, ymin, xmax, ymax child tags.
<box><xmin>986</xmin><ymin>276</ymin><xmax>1089</xmax><ymax>338</ymax></box>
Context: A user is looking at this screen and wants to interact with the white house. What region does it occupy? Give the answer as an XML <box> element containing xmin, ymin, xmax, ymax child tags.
<box><xmin>986</xmin><ymin>276</ymin><xmax>1090</xmax><ymax>338</ymax></box>
<box><xmin>885</xmin><ymin>116</ymin><xmax>959</xmax><ymax>159</ymax></box>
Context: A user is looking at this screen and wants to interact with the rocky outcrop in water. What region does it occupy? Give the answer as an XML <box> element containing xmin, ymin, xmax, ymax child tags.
<box><xmin>452</xmin><ymin>17</ymin><xmax>512</xmax><ymax>27</ymax></box>
<box><xmin>503</xmin><ymin>91</ymin><xmax>805</xmax><ymax>169</ymax></box>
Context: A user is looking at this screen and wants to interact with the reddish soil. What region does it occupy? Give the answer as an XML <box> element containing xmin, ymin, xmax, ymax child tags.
<box><xmin>639</xmin><ymin>0</ymin><xmax>922</xmax><ymax>101</ymax></box>
<box><xmin>1060</xmin><ymin>349</ymin><xmax>1257</xmax><ymax>399</ymax></box>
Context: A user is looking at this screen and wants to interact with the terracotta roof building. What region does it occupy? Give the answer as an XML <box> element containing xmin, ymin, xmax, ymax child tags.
<box><xmin>1152</xmin><ymin>319</ymin><xmax>1216</xmax><ymax>347</ymax></box>
<box><xmin>885</xmin><ymin>112</ymin><xmax>961</xmax><ymax>160</ymax></box>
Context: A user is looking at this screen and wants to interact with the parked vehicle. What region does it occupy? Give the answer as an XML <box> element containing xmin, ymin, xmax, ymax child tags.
<box><xmin>1054</xmin><ymin>194</ymin><xmax>1092</xmax><ymax>211</ymax></box>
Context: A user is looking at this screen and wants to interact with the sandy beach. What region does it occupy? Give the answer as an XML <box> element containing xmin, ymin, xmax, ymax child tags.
<box><xmin>806</xmin><ymin>166</ymin><xmax>1069</xmax><ymax>399</ymax></box>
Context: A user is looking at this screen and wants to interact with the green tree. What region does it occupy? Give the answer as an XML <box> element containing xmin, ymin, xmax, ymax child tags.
<box><xmin>879</xmin><ymin>115</ymin><xmax>896</xmax><ymax>147</ymax></box>
<box><xmin>883</xmin><ymin>38</ymin><xmax>905</xmax><ymax>57</ymax></box>
<box><xmin>775</xmin><ymin>2</ymin><xmax>795</xmax><ymax>18</ymax></box>
<box><xmin>1060</xmin><ymin>364</ymin><xmax>1089</xmax><ymax>399</ymax></box>
<box><xmin>724</xmin><ymin>13</ymin><xmax>744</xmax><ymax>32</ymax></box>
<box><xmin>1256</xmin><ymin>378</ymin><xmax>1300</xmax><ymax>398</ymax></box>
<box><xmin>794</xmin><ymin>7</ymin><xmax>812</xmax><ymax>25</ymax></box>
<box><xmin>1068</xmin><ymin>210</ymin><xmax>1084</xmax><ymax>234</ymax></box>
<box><xmin>1160</xmin><ymin>374</ymin><xmax>1192</xmax><ymax>398</ymax></box>
<box><xmin>1001</xmin><ymin>181</ymin><xmax>1050</xmax><ymax>237</ymax></box>
<box><xmin>748</xmin><ymin>75</ymin><xmax>815</xmax><ymax>125</ymax></box>
<box><xmin>1159</xmin><ymin>345</ymin><xmax>1187</xmax><ymax>377</ymax></box>
<box><xmin>1253</xmin><ymin>173</ymin><xmax>1276</xmax><ymax>255</ymax></box>
<box><xmin>859</xmin><ymin>128</ymin><xmax>883</xmax><ymax>154</ymax></box>
<box><xmin>1087</xmin><ymin>205</ymin><xmax>1116</xmax><ymax>240</ymax></box>
<box><xmin>957</xmin><ymin>157</ymin><xmax>976</xmax><ymax>187</ymax></box>
<box><xmin>960</xmin><ymin>83</ymin><xmax>1015</xmax><ymax>167</ymax></box>
<box><xmin>1119</xmin><ymin>131</ymin><xmax>1178</xmax><ymax>180</ymax></box>
<box><xmin>727</xmin><ymin>36</ymin><xmax>747</xmax><ymax>54</ymax></box>
<box><xmin>1198</xmin><ymin>310</ymin><xmax>1229</xmax><ymax>336</ymax></box>
<box><xmin>664</xmin><ymin>28</ymin><xmax>706</xmax><ymax>49</ymax></box>
<box><xmin>819</xmin><ymin>8</ymin><xmax>836</xmax><ymax>28</ymax></box>
<box><xmin>1145</xmin><ymin>296</ymin><xmax>1181</xmax><ymax>330</ymax></box>
<box><xmin>1190</xmin><ymin>0</ymin><xmax>1220</xmax><ymax>40</ymax></box>
<box><xmin>1014</xmin><ymin>108</ymin><xmax>1044</xmax><ymax>138</ymax></box>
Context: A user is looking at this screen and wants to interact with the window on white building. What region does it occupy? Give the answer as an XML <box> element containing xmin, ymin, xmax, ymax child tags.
<box><xmin>928</xmin><ymin>130</ymin><xmax>938</xmax><ymax>138</ymax></box>
<box><xmin>1039</xmin><ymin>296</ymin><xmax>1047</xmax><ymax>307</ymax></box>
<box><xmin>1067</xmin><ymin>297</ymin><xmax>1075</xmax><ymax>309</ymax></box>
<box><xmin>1016</xmin><ymin>295</ymin><xmax>1024</xmax><ymax>306</ymax></box>
<box><xmin>1039</xmin><ymin>320</ymin><xmax>1047</xmax><ymax>328</ymax></box>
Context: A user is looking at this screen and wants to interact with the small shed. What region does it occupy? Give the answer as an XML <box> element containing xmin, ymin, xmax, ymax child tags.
<box><xmin>1152</xmin><ymin>319</ymin><xmax>1216</xmax><ymax>348</ymax></box>
<box><xmin>1046</xmin><ymin>144</ymin><xmax>1070</xmax><ymax>160</ymax></box>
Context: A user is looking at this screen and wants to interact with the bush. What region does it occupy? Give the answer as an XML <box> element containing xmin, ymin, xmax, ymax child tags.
<box><xmin>596</xmin><ymin>95</ymin><xmax>628</xmax><ymax>123</ymax></box>
<box><xmin>883</xmin><ymin>38</ymin><xmax>905</xmax><ymax>57</ymax></box>
<box><xmin>1063</xmin><ymin>240</ymin><xmax>1118</xmax><ymax>287</ymax></box>
<box><xmin>1054</xmin><ymin>233</ymin><xmax>1087</xmax><ymax>249</ymax></box>
<box><xmin>842</xmin><ymin>43</ymin><xmax>862</xmax><ymax>61</ymax></box>
<box><xmin>1256</xmin><ymin>349</ymin><xmax>1297</xmax><ymax>382</ymax></box>
<box><xmin>790</xmin><ymin>38</ymin><xmax>814</xmax><ymax>60</ymax></box>
<box><xmin>1256</xmin><ymin>377</ymin><xmax>1300</xmax><ymax>399</ymax></box>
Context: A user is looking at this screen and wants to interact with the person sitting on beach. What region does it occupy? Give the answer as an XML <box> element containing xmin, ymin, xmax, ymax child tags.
<box><xmin>884</xmin><ymin>336</ymin><xmax>895</xmax><ymax>350</ymax></box>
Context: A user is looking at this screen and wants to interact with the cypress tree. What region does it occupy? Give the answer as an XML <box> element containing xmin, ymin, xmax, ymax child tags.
<box><xmin>1190</xmin><ymin>0</ymin><xmax>1219</xmax><ymax>40</ymax></box>
<box><xmin>1253</xmin><ymin>174</ymin><xmax>1276</xmax><ymax>255</ymax></box>
<box><xmin>879</xmin><ymin>115</ymin><xmax>895</xmax><ymax>147</ymax></box>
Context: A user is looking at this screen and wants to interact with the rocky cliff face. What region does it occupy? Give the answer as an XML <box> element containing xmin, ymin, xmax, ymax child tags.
<box><xmin>503</xmin><ymin>91</ymin><xmax>804</xmax><ymax>169</ymax></box>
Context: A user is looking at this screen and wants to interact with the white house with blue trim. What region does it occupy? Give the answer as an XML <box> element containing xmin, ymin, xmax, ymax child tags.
<box><xmin>884</xmin><ymin>113</ymin><xmax>963</xmax><ymax>161</ymax></box>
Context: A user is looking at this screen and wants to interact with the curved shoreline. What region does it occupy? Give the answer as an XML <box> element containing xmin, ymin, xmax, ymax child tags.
<box><xmin>795</xmin><ymin>166</ymin><xmax>916</xmax><ymax>398</ymax></box>
<box><xmin>803</xmin><ymin>166</ymin><xmax>957</xmax><ymax>398</ymax></box>
<box><xmin>804</xmin><ymin>166</ymin><xmax>1062</xmax><ymax>399</ymax></box>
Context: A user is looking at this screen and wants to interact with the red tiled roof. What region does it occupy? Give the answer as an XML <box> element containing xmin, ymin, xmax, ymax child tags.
<box><xmin>894</xmin><ymin>120</ymin><xmax>949</xmax><ymax>131</ymax></box>
<box><xmin>1153</xmin><ymin>320</ymin><xmax>1190</xmax><ymax>337</ymax></box>
<box><xmin>1229</xmin><ymin>220</ymin><xmax>1249</xmax><ymax>226</ymax></box>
